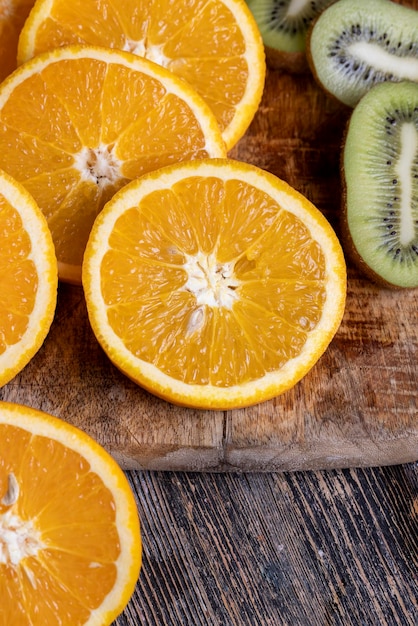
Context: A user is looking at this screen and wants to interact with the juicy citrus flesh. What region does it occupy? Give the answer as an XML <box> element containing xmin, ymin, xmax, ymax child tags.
<box><xmin>0</xmin><ymin>401</ymin><xmax>141</xmax><ymax>626</ymax></box>
<box><xmin>17</xmin><ymin>0</ymin><xmax>266</xmax><ymax>150</ymax></box>
<box><xmin>0</xmin><ymin>45</ymin><xmax>226</xmax><ymax>284</ymax></box>
<box><xmin>0</xmin><ymin>0</ymin><xmax>34</xmax><ymax>82</ymax></box>
<box><xmin>0</xmin><ymin>168</ymin><xmax>57</xmax><ymax>386</ymax></box>
<box><xmin>83</xmin><ymin>158</ymin><xmax>347</xmax><ymax>410</ymax></box>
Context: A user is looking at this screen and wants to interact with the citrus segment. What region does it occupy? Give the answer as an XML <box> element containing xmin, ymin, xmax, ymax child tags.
<box><xmin>82</xmin><ymin>158</ymin><xmax>347</xmax><ymax>410</ymax></box>
<box><xmin>17</xmin><ymin>0</ymin><xmax>266</xmax><ymax>149</ymax></box>
<box><xmin>0</xmin><ymin>0</ymin><xmax>34</xmax><ymax>82</ymax></box>
<box><xmin>0</xmin><ymin>45</ymin><xmax>226</xmax><ymax>283</ymax></box>
<box><xmin>0</xmin><ymin>400</ymin><xmax>141</xmax><ymax>626</ymax></box>
<box><xmin>0</xmin><ymin>168</ymin><xmax>57</xmax><ymax>387</ymax></box>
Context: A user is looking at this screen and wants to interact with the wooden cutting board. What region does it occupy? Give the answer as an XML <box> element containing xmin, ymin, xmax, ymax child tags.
<box><xmin>1</xmin><ymin>44</ymin><xmax>417</xmax><ymax>472</ymax></box>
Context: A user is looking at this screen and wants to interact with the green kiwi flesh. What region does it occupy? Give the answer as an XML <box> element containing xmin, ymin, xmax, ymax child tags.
<box><xmin>308</xmin><ymin>0</ymin><xmax>418</xmax><ymax>107</ymax></box>
<box><xmin>246</xmin><ymin>0</ymin><xmax>336</xmax><ymax>71</ymax></box>
<box><xmin>342</xmin><ymin>81</ymin><xmax>418</xmax><ymax>289</ymax></box>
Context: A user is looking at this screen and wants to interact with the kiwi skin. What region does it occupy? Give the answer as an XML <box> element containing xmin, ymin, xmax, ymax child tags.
<box><xmin>305</xmin><ymin>23</ymin><xmax>352</xmax><ymax>109</ymax></box>
<box><xmin>305</xmin><ymin>11</ymin><xmax>354</xmax><ymax>108</ymax></box>
<box><xmin>340</xmin><ymin>82</ymin><xmax>418</xmax><ymax>290</ymax></box>
<box><xmin>339</xmin><ymin>109</ymin><xmax>387</xmax><ymax>286</ymax></box>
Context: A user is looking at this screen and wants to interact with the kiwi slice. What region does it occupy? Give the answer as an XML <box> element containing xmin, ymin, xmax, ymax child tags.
<box><xmin>246</xmin><ymin>0</ymin><xmax>336</xmax><ymax>72</ymax></box>
<box><xmin>342</xmin><ymin>80</ymin><xmax>418</xmax><ymax>289</ymax></box>
<box><xmin>308</xmin><ymin>0</ymin><xmax>418</xmax><ymax>107</ymax></box>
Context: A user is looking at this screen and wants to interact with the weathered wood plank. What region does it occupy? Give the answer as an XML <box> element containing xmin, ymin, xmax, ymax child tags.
<box><xmin>113</xmin><ymin>464</ymin><xmax>418</xmax><ymax>625</ymax></box>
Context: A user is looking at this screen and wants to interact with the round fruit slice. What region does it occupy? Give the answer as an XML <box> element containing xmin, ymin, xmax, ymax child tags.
<box><xmin>342</xmin><ymin>80</ymin><xmax>418</xmax><ymax>289</ymax></box>
<box><xmin>0</xmin><ymin>0</ymin><xmax>34</xmax><ymax>82</ymax></box>
<box><xmin>0</xmin><ymin>167</ymin><xmax>57</xmax><ymax>387</ymax></box>
<box><xmin>0</xmin><ymin>400</ymin><xmax>141</xmax><ymax>625</ymax></box>
<box><xmin>0</xmin><ymin>45</ymin><xmax>226</xmax><ymax>284</ymax></box>
<box><xmin>307</xmin><ymin>0</ymin><xmax>418</xmax><ymax>107</ymax></box>
<box><xmin>82</xmin><ymin>158</ymin><xmax>346</xmax><ymax>410</ymax></box>
<box><xmin>17</xmin><ymin>0</ymin><xmax>266</xmax><ymax>150</ymax></box>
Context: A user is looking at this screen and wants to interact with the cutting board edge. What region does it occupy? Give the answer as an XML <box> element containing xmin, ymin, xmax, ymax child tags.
<box><xmin>108</xmin><ymin>433</ymin><xmax>418</xmax><ymax>472</ymax></box>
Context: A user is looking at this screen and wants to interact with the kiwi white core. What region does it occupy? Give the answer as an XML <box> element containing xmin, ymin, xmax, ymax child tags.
<box><xmin>287</xmin><ymin>0</ymin><xmax>309</xmax><ymax>17</ymax></box>
<box><xmin>397</xmin><ymin>122</ymin><xmax>417</xmax><ymax>247</ymax></box>
<box><xmin>349</xmin><ymin>42</ymin><xmax>418</xmax><ymax>82</ymax></box>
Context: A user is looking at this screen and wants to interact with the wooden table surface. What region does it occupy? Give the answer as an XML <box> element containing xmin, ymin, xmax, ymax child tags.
<box><xmin>113</xmin><ymin>463</ymin><xmax>417</xmax><ymax>625</ymax></box>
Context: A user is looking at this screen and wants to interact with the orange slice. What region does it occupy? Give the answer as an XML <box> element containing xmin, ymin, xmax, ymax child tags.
<box><xmin>0</xmin><ymin>0</ymin><xmax>34</xmax><ymax>82</ymax></box>
<box><xmin>0</xmin><ymin>400</ymin><xmax>141</xmax><ymax>626</ymax></box>
<box><xmin>82</xmin><ymin>158</ymin><xmax>347</xmax><ymax>410</ymax></box>
<box><xmin>17</xmin><ymin>0</ymin><xmax>266</xmax><ymax>150</ymax></box>
<box><xmin>0</xmin><ymin>45</ymin><xmax>226</xmax><ymax>284</ymax></box>
<box><xmin>0</xmin><ymin>167</ymin><xmax>57</xmax><ymax>387</ymax></box>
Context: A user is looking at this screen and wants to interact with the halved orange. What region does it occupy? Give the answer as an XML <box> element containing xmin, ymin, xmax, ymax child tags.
<box><xmin>0</xmin><ymin>0</ymin><xmax>34</xmax><ymax>82</ymax></box>
<box><xmin>82</xmin><ymin>158</ymin><xmax>347</xmax><ymax>410</ymax></box>
<box><xmin>0</xmin><ymin>167</ymin><xmax>57</xmax><ymax>387</ymax></box>
<box><xmin>0</xmin><ymin>44</ymin><xmax>226</xmax><ymax>284</ymax></box>
<box><xmin>17</xmin><ymin>0</ymin><xmax>266</xmax><ymax>150</ymax></box>
<box><xmin>0</xmin><ymin>400</ymin><xmax>141</xmax><ymax>626</ymax></box>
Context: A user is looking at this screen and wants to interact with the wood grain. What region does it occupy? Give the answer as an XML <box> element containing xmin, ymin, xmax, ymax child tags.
<box><xmin>1</xmin><ymin>1</ymin><xmax>417</xmax><ymax>471</ymax></box>
<box><xmin>113</xmin><ymin>463</ymin><xmax>418</xmax><ymax>625</ymax></box>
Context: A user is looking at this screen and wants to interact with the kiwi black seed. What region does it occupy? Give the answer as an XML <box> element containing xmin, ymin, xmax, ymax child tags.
<box><xmin>342</xmin><ymin>80</ymin><xmax>418</xmax><ymax>289</ymax></box>
<box><xmin>246</xmin><ymin>0</ymin><xmax>337</xmax><ymax>73</ymax></box>
<box><xmin>307</xmin><ymin>0</ymin><xmax>418</xmax><ymax>106</ymax></box>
